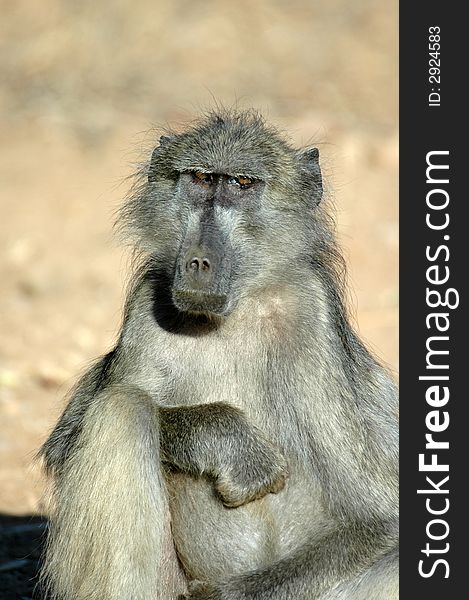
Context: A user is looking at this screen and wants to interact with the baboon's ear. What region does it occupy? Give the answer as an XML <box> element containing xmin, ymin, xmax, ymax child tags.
<box><xmin>298</xmin><ymin>147</ymin><xmax>323</xmax><ymax>206</ymax></box>
<box><xmin>148</xmin><ymin>135</ymin><xmax>175</xmax><ymax>183</ymax></box>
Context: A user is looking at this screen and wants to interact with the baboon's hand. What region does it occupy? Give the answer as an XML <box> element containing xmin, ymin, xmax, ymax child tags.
<box><xmin>160</xmin><ymin>403</ymin><xmax>288</xmax><ymax>506</ymax></box>
<box><xmin>214</xmin><ymin>434</ymin><xmax>288</xmax><ymax>508</ymax></box>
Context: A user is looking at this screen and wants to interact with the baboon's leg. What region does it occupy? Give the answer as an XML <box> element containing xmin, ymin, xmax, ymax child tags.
<box><xmin>182</xmin><ymin>525</ymin><xmax>398</xmax><ymax>600</ymax></box>
<box><xmin>319</xmin><ymin>547</ymin><xmax>399</xmax><ymax>600</ymax></box>
<box><xmin>42</xmin><ymin>387</ymin><xmax>186</xmax><ymax>600</ymax></box>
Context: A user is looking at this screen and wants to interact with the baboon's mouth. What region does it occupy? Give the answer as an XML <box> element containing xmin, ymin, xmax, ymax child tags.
<box><xmin>172</xmin><ymin>289</ymin><xmax>229</xmax><ymax>316</ymax></box>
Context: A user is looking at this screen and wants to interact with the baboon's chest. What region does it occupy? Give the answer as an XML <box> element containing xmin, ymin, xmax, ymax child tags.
<box><xmin>139</xmin><ymin>317</ymin><xmax>329</xmax><ymax>580</ymax></box>
<box><xmin>155</xmin><ymin>329</ymin><xmax>269</xmax><ymax>411</ymax></box>
<box><xmin>157</xmin><ymin>334</ymin><xmax>328</xmax><ymax>582</ymax></box>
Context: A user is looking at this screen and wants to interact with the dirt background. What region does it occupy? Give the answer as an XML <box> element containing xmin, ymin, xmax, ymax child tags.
<box><xmin>0</xmin><ymin>0</ymin><xmax>397</xmax><ymax>521</ymax></box>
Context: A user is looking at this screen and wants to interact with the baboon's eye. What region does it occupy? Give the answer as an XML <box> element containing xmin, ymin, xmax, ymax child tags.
<box><xmin>193</xmin><ymin>171</ymin><xmax>213</xmax><ymax>185</ymax></box>
<box><xmin>238</xmin><ymin>175</ymin><xmax>253</xmax><ymax>186</ymax></box>
<box><xmin>228</xmin><ymin>175</ymin><xmax>254</xmax><ymax>188</ymax></box>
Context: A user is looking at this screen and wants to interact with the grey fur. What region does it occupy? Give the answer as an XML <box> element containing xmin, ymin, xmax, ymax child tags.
<box><xmin>40</xmin><ymin>110</ymin><xmax>398</xmax><ymax>600</ymax></box>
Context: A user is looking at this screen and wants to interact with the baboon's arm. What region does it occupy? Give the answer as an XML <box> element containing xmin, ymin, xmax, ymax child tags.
<box><xmin>182</xmin><ymin>520</ymin><xmax>397</xmax><ymax>599</ymax></box>
<box><xmin>160</xmin><ymin>403</ymin><xmax>288</xmax><ymax>507</ymax></box>
<box><xmin>43</xmin><ymin>383</ymin><xmax>287</xmax><ymax>509</ymax></box>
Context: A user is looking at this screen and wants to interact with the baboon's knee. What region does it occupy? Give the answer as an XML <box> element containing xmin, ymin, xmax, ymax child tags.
<box><xmin>57</xmin><ymin>386</ymin><xmax>163</xmax><ymax>501</ymax></box>
<box><xmin>84</xmin><ymin>386</ymin><xmax>159</xmax><ymax>453</ymax></box>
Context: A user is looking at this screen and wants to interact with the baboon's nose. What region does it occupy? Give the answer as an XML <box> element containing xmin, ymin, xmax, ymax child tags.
<box><xmin>181</xmin><ymin>247</ymin><xmax>218</xmax><ymax>291</ymax></box>
<box><xmin>187</xmin><ymin>257</ymin><xmax>211</xmax><ymax>273</ymax></box>
<box><xmin>173</xmin><ymin>236</ymin><xmax>231</xmax><ymax>314</ymax></box>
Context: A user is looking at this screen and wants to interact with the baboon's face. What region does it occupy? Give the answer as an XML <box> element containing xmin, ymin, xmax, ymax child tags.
<box><xmin>142</xmin><ymin>117</ymin><xmax>322</xmax><ymax>317</ymax></box>
<box><xmin>170</xmin><ymin>170</ymin><xmax>268</xmax><ymax>316</ymax></box>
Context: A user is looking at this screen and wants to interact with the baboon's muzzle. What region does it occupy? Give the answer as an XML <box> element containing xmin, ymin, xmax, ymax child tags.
<box><xmin>172</xmin><ymin>223</ymin><xmax>232</xmax><ymax>316</ymax></box>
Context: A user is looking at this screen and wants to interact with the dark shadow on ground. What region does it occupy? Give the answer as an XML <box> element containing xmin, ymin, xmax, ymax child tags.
<box><xmin>0</xmin><ymin>514</ymin><xmax>47</xmax><ymax>600</ymax></box>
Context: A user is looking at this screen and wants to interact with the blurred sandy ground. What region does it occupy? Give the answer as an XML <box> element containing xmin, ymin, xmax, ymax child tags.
<box><xmin>0</xmin><ymin>0</ymin><xmax>397</xmax><ymax>513</ymax></box>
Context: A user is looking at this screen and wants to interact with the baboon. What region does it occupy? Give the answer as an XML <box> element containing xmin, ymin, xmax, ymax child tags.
<box><xmin>40</xmin><ymin>110</ymin><xmax>398</xmax><ymax>600</ymax></box>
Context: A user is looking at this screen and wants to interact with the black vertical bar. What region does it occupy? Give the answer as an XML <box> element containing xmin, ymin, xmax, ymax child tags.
<box><xmin>400</xmin><ymin>2</ymin><xmax>466</xmax><ymax>597</ymax></box>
